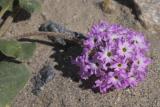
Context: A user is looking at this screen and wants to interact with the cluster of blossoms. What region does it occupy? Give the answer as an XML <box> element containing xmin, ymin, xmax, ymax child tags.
<box><xmin>73</xmin><ymin>21</ymin><xmax>151</xmax><ymax>93</ymax></box>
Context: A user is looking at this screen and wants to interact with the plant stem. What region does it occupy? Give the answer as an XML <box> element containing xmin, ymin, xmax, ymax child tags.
<box><xmin>0</xmin><ymin>6</ymin><xmax>21</xmax><ymax>37</ymax></box>
<box><xmin>0</xmin><ymin>4</ymin><xmax>11</xmax><ymax>25</ymax></box>
<box><xmin>0</xmin><ymin>16</ymin><xmax>13</xmax><ymax>37</ymax></box>
<box><xmin>16</xmin><ymin>31</ymin><xmax>82</xmax><ymax>43</ymax></box>
<box><xmin>0</xmin><ymin>6</ymin><xmax>9</xmax><ymax>19</ymax></box>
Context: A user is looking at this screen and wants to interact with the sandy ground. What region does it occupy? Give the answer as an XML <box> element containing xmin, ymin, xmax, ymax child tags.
<box><xmin>4</xmin><ymin>0</ymin><xmax>160</xmax><ymax>107</ymax></box>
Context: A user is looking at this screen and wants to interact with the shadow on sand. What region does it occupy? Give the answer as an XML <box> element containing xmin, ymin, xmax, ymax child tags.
<box><xmin>19</xmin><ymin>38</ymin><xmax>99</xmax><ymax>92</ymax></box>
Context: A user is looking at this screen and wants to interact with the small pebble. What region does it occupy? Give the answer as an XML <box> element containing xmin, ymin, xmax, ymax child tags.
<box><xmin>31</xmin><ymin>64</ymin><xmax>55</xmax><ymax>95</ymax></box>
<box><xmin>39</xmin><ymin>21</ymin><xmax>86</xmax><ymax>45</ymax></box>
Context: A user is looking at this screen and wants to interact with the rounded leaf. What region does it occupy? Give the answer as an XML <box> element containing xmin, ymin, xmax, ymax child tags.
<box><xmin>0</xmin><ymin>61</ymin><xmax>31</xmax><ymax>106</ymax></box>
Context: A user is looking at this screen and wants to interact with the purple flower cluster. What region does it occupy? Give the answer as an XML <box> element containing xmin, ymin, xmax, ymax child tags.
<box><xmin>73</xmin><ymin>21</ymin><xmax>151</xmax><ymax>93</ymax></box>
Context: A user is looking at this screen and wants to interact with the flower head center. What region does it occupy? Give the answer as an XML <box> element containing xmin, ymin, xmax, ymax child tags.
<box><xmin>107</xmin><ymin>52</ymin><xmax>112</xmax><ymax>57</ymax></box>
<box><xmin>135</xmin><ymin>40</ymin><xmax>138</xmax><ymax>43</ymax></box>
<box><xmin>114</xmin><ymin>76</ymin><xmax>118</xmax><ymax>79</ymax></box>
<box><xmin>118</xmin><ymin>63</ymin><xmax>122</xmax><ymax>67</ymax></box>
<box><xmin>94</xmin><ymin>38</ymin><xmax>97</xmax><ymax>43</ymax></box>
<box><xmin>95</xmin><ymin>62</ymin><xmax>99</xmax><ymax>66</ymax></box>
<box><xmin>137</xmin><ymin>60</ymin><xmax>140</xmax><ymax>64</ymax></box>
<box><xmin>122</xmin><ymin>48</ymin><xmax>127</xmax><ymax>52</ymax></box>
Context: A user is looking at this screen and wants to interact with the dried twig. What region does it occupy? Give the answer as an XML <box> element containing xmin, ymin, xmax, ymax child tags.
<box><xmin>0</xmin><ymin>16</ymin><xmax>13</xmax><ymax>37</ymax></box>
<box><xmin>16</xmin><ymin>31</ymin><xmax>83</xmax><ymax>44</ymax></box>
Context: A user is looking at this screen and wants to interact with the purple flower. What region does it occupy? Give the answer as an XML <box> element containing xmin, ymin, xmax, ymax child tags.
<box><xmin>117</xmin><ymin>41</ymin><xmax>133</xmax><ymax>58</ymax></box>
<box><xmin>108</xmin><ymin>32</ymin><xmax>121</xmax><ymax>41</ymax></box>
<box><xmin>132</xmin><ymin>54</ymin><xmax>151</xmax><ymax>71</ymax></box>
<box><xmin>111</xmin><ymin>56</ymin><xmax>128</xmax><ymax>71</ymax></box>
<box><xmin>107</xmin><ymin>72</ymin><xmax>123</xmax><ymax>89</ymax></box>
<box><xmin>90</xmin><ymin>21</ymin><xmax>109</xmax><ymax>35</ymax></box>
<box><xmin>127</xmin><ymin>76</ymin><xmax>138</xmax><ymax>87</ymax></box>
<box><xmin>73</xmin><ymin>21</ymin><xmax>151</xmax><ymax>93</ymax></box>
<box><xmin>96</xmin><ymin>46</ymin><xmax>114</xmax><ymax>63</ymax></box>
<box><xmin>83</xmin><ymin>37</ymin><xmax>95</xmax><ymax>49</ymax></box>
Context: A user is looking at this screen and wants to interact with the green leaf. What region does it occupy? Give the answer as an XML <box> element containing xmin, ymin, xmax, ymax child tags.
<box><xmin>0</xmin><ymin>40</ymin><xmax>36</xmax><ymax>60</ymax></box>
<box><xmin>0</xmin><ymin>61</ymin><xmax>31</xmax><ymax>107</ymax></box>
<box><xmin>18</xmin><ymin>42</ymin><xmax>36</xmax><ymax>60</ymax></box>
<box><xmin>0</xmin><ymin>40</ymin><xmax>21</xmax><ymax>58</ymax></box>
<box><xmin>0</xmin><ymin>0</ymin><xmax>14</xmax><ymax>11</ymax></box>
<box><xmin>19</xmin><ymin>0</ymin><xmax>41</xmax><ymax>13</ymax></box>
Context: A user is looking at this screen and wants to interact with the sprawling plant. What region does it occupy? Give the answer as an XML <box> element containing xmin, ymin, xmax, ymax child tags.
<box><xmin>0</xmin><ymin>0</ymin><xmax>41</xmax><ymax>37</ymax></box>
<box><xmin>0</xmin><ymin>0</ymin><xmax>40</xmax><ymax>106</ymax></box>
<box><xmin>74</xmin><ymin>21</ymin><xmax>151</xmax><ymax>93</ymax></box>
<box><xmin>0</xmin><ymin>0</ymin><xmax>40</xmax><ymax>18</ymax></box>
<box><xmin>0</xmin><ymin>1</ymin><xmax>151</xmax><ymax>104</ymax></box>
<box><xmin>0</xmin><ymin>40</ymin><xmax>36</xmax><ymax>107</ymax></box>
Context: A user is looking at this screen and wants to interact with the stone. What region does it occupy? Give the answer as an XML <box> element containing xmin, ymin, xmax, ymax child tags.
<box><xmin>135</xmin><ymin>0</ymin><xmax>160</xmax><ymax>32</ymax></box>
<box><xmin>39</xmin><ymin>21</ymin><xmax>86</xmax><ymax>45</ymax></box>
<box><xmin>31</xmin><ymin>64</ymin><xmax>55</xmax><ymax>95</ymax></box>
